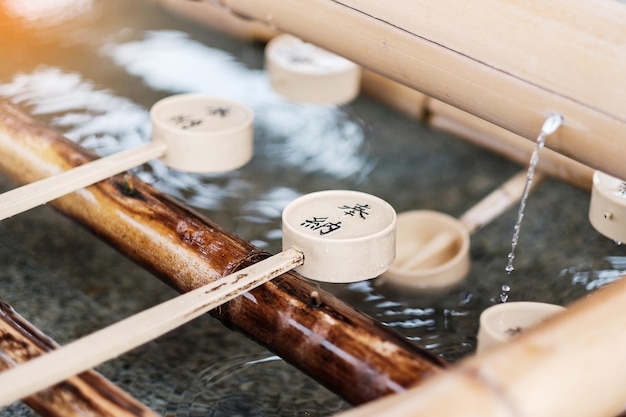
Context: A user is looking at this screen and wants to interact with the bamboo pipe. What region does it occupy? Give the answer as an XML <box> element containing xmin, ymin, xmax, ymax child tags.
<box><xmin>150</xmin><ymin>0</ymin><xmax>598</xmax><ymax>189</ymax></box>
<box><xmin>151</xmin><ymin>1</ymin><xmax>593</xmax><ymax>191</ymax></box>
<box><xmin>220</xmin><ymin>0</ymin><xmax>626</xmax><ymax>182</ymax></box>
<box><xmin>0</xmin><ymin>100</ymin><xmax>446</xmax><ymax>405</ymax></box>
<box><xmin>332</xmin><ymin>276</ymin><xmax>626</xmax><ymax>417</ymax></box>
<box><xmin>0</xmin><ymin>302</ymin><xmax>160</xmax><ymax>417</ymax></box>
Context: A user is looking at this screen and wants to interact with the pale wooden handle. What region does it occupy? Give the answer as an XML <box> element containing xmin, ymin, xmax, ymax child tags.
<box><xmin>459</xmin><ymin>170</ymin><xmax>545</xmax><ymax>234</ymax></box>
<box><xmin>0</xmin><ymin>248</ymin><xmax>303</xmax><ymax>407</ymax></box>
<box><xmin>0</xmin><ymin>141</ymin><xmax>166</xmax><ymax>221</ymax></box>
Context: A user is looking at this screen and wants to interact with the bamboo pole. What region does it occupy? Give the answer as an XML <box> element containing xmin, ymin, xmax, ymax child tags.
<box><xmin>331</xmin><ymin>276</ymin><xmax>626</xmax><ymax>417</ymax></box>
<box><xmin>152</xmin><ymin>0</ymin><xmax>597</xmax><ymax>189</ymax></box>
<box><xmin>0</xmin><ymin>302</ymin><xmax>160</xmax><ymax>417</ymax></box>
<box><xmin>0</xmin><ymin>249</ymin><xmax>303</xmax><ymax>406</ymax></box>
<box><xmin>0</xmin><ymin>100</ymin><xmax>446</xmax><ymax>405</ymax></box>
<box><xmin>220</xmin><ymin>0</ymin><xmax>626</xmax><ymax>182</ymax></box>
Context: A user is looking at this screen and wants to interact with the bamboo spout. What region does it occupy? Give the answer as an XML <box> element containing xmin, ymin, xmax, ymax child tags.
<box><xmin>0</xmin><ymin>100</ymin><xmax>445</xmax><ymax>405</ymax></box>
<box><xmin>220</xmin><ymin>0</ymin><xmax>626</xmax><ymax>182</ymax></box>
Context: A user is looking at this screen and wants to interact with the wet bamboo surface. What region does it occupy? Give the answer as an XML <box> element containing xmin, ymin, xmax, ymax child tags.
<box><xmin>0</xmin><ymin>100</ymin><xmax>446</xmax><ymax>406</ymax></box>
<box><xmin>0</xmin><ymin>302</ymin><xmax>160</xmax><ymax>417</ymax></box>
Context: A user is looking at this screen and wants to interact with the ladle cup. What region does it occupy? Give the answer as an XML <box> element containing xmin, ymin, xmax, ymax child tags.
<box><xmin>382</xmin><ymin>170</ymin><xmax>545</xmax><ymax>290</ymax></box>
<box><xmin>265</xmin><ymin>33</ymin><xmax>362</xmax><ymax>105</ymax></box>
<box><xmin>0</xmin><ymin>93</ymin><xmax>254</xmax><ymax>221</ymax></box>
<box><xmin>282</xmin><ymin>189</ymin><xmax>397</xmax><ymax>283</ymax></box>
<box><xmin>588</xmin><ymin>170</ymin><xmax>626</xmax><ymax>243</ymax></box>
<box><xmin>476</xmin><ymin>301</ymin><xmax>565</xmax><ymax>354</ymax></box>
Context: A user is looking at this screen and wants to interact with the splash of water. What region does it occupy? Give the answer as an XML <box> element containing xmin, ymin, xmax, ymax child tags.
<box><xmin>499</xmin><ymin>284</ymin><xmax>511</xmax><ymax>303</ymax></box>
<box><xmin>505</xmin><ymin>114</ymin><xmax>563</xmax><ymax>275</ymax></box>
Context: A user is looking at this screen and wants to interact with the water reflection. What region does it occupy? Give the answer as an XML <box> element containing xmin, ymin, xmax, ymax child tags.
<box><xmin>562</xmin><ymin>256</ymin><xmax>626</xmax><ymax>291</ymax></box>
<box><xmin>0</xmin><ymin>29</ymin><xmax>373</xmax><ymax>217</ymax></box>
<box><xmin>103</xmin><ymin>30</ymin><xmax>372</xmax><ymax>179</ymax></box>
<box><xmin>165</xmin><ymin>354</ymin><xmax>348</xmax><ymax>417</ymax></box>
<box><xmin>2</xmin><ymin>0</ymin><xmax>94</xmax><ymax>27</ymax></box>
<box><xmin>341</xmin><ymin>280</ymin><xmax>475</xmax><ymax>361</ymax></box>
<box><xmin>0</xmin><ymin>67</ymin><xmax>148</xmax><ymax>150</ymax></box>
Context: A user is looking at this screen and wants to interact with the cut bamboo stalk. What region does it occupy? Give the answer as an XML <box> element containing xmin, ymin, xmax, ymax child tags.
<box><xmin>331</xmin><ymin>276</ymin><xmax>626</xmax><ymax>417</ymax></box>
<box><xmin>152</xmin><ymin>1</ymin><xmax>604</xmax><ymax>190</ymax></box>
<box><xmin>0</xmin><ymin>302</ymin><xmax>160</xmax><ymax>417</ymax></box>
<box><xmin>0</xmin><ymin>100</ymin><xmax>446</xmax><ymax>405</ymax></box>
<box><xmin>0</xmin><ymin>248</ymin><xmax>303</xmax><ymax>406</ymax></box>
<box><xmin>220</xmin><ymin>0</ymin><xmax>626</xmax><ymax>182</ymax></box>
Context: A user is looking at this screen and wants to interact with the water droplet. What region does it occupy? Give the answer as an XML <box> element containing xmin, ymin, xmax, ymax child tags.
<box><xmin>505</xmin><ymin>252</ymin><xmax>515</xmax><ymax>273</ymax></box>
<box><xmin>615</xmin><ymin>240</ymin><xmax>622</xmax><ymax>246</ymax></box>
<box><xmin>499</xmin><ymin>284</ymin><xmax>511</xmax><ymax>303</ymax></box>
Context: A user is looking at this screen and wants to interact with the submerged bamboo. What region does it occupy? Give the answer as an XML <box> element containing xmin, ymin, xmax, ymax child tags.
<box><xmin>0</xmin><ymin>100</ymin><xmax>445</xmax><ymax>405</ymax></box>
<box><xmin>0</xmin><ymin>302</ymin><xmax>160</xmax><ymax>417</ymax></box>
<box><xmin>220</xmin><ymin>0</ymin><xmax>626</xmax><ymax>182</ymax></box>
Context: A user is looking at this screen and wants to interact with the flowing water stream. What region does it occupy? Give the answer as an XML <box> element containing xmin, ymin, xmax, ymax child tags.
<box><xmin>505</xmin><ymin>114</ymin><xmax>564</xmax><ymax>275</ymax></box>
<box><xmin>500</xmin><ymin>114</ymin><xmax>563</xmax><ymax>303</ymax></box>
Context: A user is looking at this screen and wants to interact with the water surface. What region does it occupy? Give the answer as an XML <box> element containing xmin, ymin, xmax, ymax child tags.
<box><xmin>0</xmin><ymin>1</ymin><xmax>624</xmax><ymax>415</ymax></box>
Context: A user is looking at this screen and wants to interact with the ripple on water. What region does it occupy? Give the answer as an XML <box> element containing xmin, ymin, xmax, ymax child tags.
<box><xmin>164</xmin><ymin>354</ymin><xmax>349</xmax><ymax>417</ymax></box>
<box><xmin>562</xmin><ymin>256</ymin><xmax>626</xmax><ymax>292</ymax></box>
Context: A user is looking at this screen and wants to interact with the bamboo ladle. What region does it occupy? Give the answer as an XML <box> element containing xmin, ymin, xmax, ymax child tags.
<box><xmin>0</xmin><ymin>248</ymin><xmax>303</xmax><ymax>406</ymax></box>
<box><xmin>0</xmin><ymin>189</ymin><xmax>398</xmax><ymax>406</ymax></box>
<box><xmin>0</xmin><ymin>94</ymin><xmax>254</xmax><ymax>221</ymax></box>
<box><xmin>382</xmin><ymin>170</ymin><xmax>545</xmax><ymax>290</ymax></box>
<box><xmin>382</xmin><ymin>115</ymin><xmax>563</xmax><ymax>290</ymax></box>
